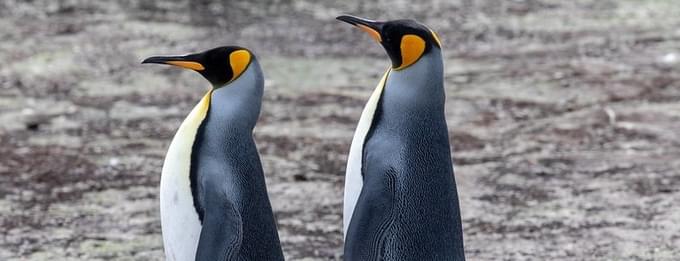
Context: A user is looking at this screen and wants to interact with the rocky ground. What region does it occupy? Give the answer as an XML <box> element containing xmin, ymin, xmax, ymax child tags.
<box><xmin>1</xmin><ymin>0</ymin><xmax>679</xmax><ymax>260</ymax></box>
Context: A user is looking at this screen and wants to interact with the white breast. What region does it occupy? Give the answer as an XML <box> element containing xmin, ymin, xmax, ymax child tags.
<box><xmin>343</xmin><ymin>70</ymin><xmax>390</xmax><ymax>238</ymax></box>
<box><xmin>160</xmin><ymin>91</ymin><xmax>212</xmax><ymax>261</ymax></box>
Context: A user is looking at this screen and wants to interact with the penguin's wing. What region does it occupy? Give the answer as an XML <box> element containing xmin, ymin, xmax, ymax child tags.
<box><xmin>195</xmin><ymin>187</ymin><xmax>242</xmax><ymax>261</ymax></box>
<box><xmin>344</xmin><ymin>70</ymin><xmax>390</xmax><ymax>238</ymax></box>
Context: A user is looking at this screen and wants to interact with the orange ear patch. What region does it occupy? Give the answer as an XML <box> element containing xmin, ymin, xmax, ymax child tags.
<box><xmin>396</xmin><ymin>34</ymin><xmax>426</xmax><ymax>70</ymax></box>
<box><xmin>229</xmin><ymin>50</ymin><xmax>251</xmax><ymax>82</ymax></box>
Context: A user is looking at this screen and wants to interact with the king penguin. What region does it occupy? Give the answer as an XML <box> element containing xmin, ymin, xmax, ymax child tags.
<box><xmin>142</xmin><ymin>46</ymin><xmax>284</xmax><ymax>261</ymax></box>
<box><xmin>337</xmin><ymin>15</ymin><xmax>466</xmax><ymax>260</ymax></box>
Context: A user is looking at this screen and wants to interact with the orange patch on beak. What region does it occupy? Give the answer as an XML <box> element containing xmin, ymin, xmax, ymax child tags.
<box><xmin>166</xmin><ymin>61</ymin><xmax>205</xmax><ymax>71</ymax></box>
<box><xmin>357</xmin><ymin>24</ymin><xmax>382</xmax><ymax>42</ymax></box>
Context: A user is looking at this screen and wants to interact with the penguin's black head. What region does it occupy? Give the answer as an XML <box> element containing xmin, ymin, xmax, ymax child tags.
<box><xmin>142</xmin><ymin>46</ymin><xmax>253</xmax><ymax>87</ymax></box>
<box><xmin>337</xmin><ymin>15</ymin><xmax>442</xmax><ymax>70</ymax></box>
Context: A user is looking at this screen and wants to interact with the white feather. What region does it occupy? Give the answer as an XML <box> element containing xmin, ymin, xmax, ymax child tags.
<box><xmin>343</xmin><ymin>70</ymin><xmax>390</xmax><ymax>238</ymax></box>
<box><xmin>160</xmin><ymin>91</ymin><xmax>212</xmax><ymax>261</ymax></box>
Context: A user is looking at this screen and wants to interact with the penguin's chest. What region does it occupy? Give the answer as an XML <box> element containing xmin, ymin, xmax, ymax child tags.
<box><xmin>158</xmin><ymin>92</ymin><xmax>211</xmax><ymax>261</ymax></box>
<box><xmin>160</xmin><ymin>156</ymin><xmax>203</xmax><ymax>261</ymax></box>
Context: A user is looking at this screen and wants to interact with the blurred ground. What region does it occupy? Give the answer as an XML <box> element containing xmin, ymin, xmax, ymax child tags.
<box><xmin>1</xmin><ymin>0</ymin><xmax>680</xmax><ymax>260</ymax></box>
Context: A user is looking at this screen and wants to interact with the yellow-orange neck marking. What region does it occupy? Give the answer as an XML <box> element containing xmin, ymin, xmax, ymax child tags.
<box><xmin>430</xmin><ymin>29</ymin><xmax>442</xmax><ymax>47</ymax></box>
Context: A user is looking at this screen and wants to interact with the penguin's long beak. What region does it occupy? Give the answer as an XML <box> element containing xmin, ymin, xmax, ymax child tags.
<box><xmin>142</xmin><ymin>55</ymin><xmax>205</xmax><ymax>71</ymax></box>
<box><xmin>336</xmin><ymin>15</ymin><xmax>384</xmax><ymax>43</ymax></box>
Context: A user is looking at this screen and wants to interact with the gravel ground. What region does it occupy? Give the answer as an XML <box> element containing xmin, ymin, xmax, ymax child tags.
<box><xmin>1</xmin><ymin>0</ymin><xmax>679</xmax><ymax>260</ymax></box>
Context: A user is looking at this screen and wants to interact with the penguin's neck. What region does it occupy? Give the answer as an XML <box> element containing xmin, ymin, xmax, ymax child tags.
<box><xmin>203</xmin><ymin>59</ymin><xmax>263</xmax><ymax>143</ymax></box>
<box><xmin>194</xmin><ymin>59</ymin><xmax>264</xmax><ymax>159</ymax></box>
<box><xmin>380</xmin><ymin>49</ymin><xmax>446</xmax><ymax>124</ymax></box>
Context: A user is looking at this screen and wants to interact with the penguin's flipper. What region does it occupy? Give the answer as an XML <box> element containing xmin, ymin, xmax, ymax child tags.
<box><xmin>195</xmin><ymin>194</ymin><xmax>242</xmax><ymax>261</ymax></box>
<box><xmin>344</xmin><ymin>70</ymin><xmax>390</xmax><ymax>237</ymax></box>
<box><xmin>344</xmin><ymin>168</ymin><xmax>397</xmax><ymax>260</ymax></box>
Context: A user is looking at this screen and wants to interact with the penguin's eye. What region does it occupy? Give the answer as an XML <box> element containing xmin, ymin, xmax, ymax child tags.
<box><xmin>395</xmin><ymin>34</ymin><xmax>426</xmax><ymax>70</ymax></box>
<box><xmin>228</xmin><ymin>50</ymin><xmax>252</xmax><ymax>83</ymax></box>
